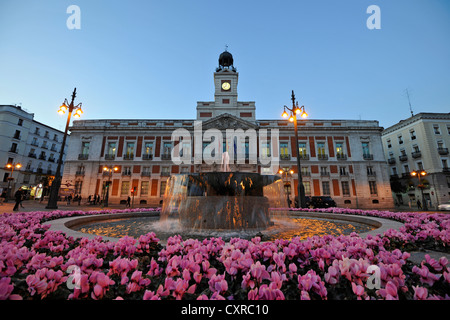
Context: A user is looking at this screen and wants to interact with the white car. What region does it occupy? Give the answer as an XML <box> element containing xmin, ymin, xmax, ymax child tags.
<box><xmin>438</xmin><ymin>201</ymin><xmax>450</xmax><ymax>211</ymax></box>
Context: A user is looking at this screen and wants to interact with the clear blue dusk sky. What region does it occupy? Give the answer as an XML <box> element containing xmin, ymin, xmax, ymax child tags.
<box><xmin>0</xmin><ymin>0</ymin><xmax>449</xmax><ymax>132</ymax></box>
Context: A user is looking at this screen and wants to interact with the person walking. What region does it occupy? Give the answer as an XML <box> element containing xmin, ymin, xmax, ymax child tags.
<box><xmin>19</xmin><ymin>190</ymin><xmax>25</xmax><ymax>208</ymax></box>
<box><xmin>78</xmin><ymin>195</ymin><xmax>82</xmax><ymax>206</ymax></box>
<box><xmin>0</xmin><ymin>190</ymin><xmax>6</xmax><ymax>205</ymax></box>
<box><xmin>417</xmin><ymin>199</ymin><xmax>422</xmax><ymax>210</ymax></box>
<box><xmin>126</xmin><ymin>196</ymin><xmax>131</xmax><ymax>207</ymax></box>
<box><xmin>13</xmin><ymin>189</ymin><xmax>22</xmax><ymax>211</ymax></box>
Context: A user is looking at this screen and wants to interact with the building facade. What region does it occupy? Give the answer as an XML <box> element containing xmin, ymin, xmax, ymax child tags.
<box><xmin>0</xmin><ymin>105</ymin><xmax>67</xmax><ymax>199</ymax></box>
<box><xmin>382</xmin><ymin>112</ymin><xmax>450</xmax><ymax>208</ymax></box>
<box><xmin>62</xmin><ymin>51</ymin><xmax>394</xmax><ymax>209</ymax></box>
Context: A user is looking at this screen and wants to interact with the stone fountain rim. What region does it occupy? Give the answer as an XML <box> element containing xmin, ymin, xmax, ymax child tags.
<box><xmin>43</xmin><ymin>210</ymin><xmax>404</xmax><ymax>244</ymax></box>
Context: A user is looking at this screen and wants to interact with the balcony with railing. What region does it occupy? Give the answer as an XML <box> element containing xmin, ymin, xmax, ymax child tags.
<box><xmin>28</xmin><ymin>153</ymin><xmax>37</xmax><ymax>159</ymax></box>
<box><xmin>298</xmin><ymin>154</ymin><xmax>310</xmax><ymax>160</ymax></box>
<box><xmin>105</xmin><ymin>154</ymin><xmax>115</xmax><ymax>160</ymax></box>
<box><xmin>363</xmin><ymin>154</ymin><xmax>374</xmax><ymax>160</ymax></box>
<box><xmin>411</xmin><ymin>151</ymin><xmax>422</xmax><ymax>158</ymax></box>
<box><xmin>161</xmin><ymin>154</ymin><xmax>171</xmax><ymax>160</ymax></box>
<box><xmin>75</xmin><ymin>170</ymin><xmax>85</xmax><ymax>176</ymax></box>
<box><xmin>399</xmin><ymin>154</ymin><xmax>408</xmax><ymax>162</ymax></box>
<box><xmin>142</xmin><ymin>154</ymin><xmax>153</xmax><ymax>160</ymax></box>
<box><xmin>438</xmin><ymin>147</ymin><xmax>449</xmax><ymax>155</ymax></box>
<box><xmin>78</xmin><ymin>154</ymin><xmax>89</xmax><ymax>160</ymax></box>
<box><xmin>318</xmin><ymin>154</ymin><xmax>329</xmax><ymax>160</ymax></box>
<box><xmin>141</xmin><ymin>171</ymin><xmax>151</xmax><ymax>177</ymax></box>
<box><xmin>336</xmin><ymin>153</ymin><xmax>347</xmax><ymax>160</ymax></box>
<box><xmin>280</xmin><ymin>154</ymin><xmax>291</xmax><ymax>161</ymax></box>
<box><xmin>123</xmin><ymin>153</ymin><xmax>134</xmax><ymax>160</ymax></box>
<box><xmin>38</xmin><ymin>154</ymin><xmax>47</xmax><ymax>161</ymax></box>
<box><xmin>161</xmin><ymin>170</ymin><xmax>171</xmax><ymax>176</ymax></box>
<box><xmin>401</xmin><ymin>172</ymin><xmax>411</xmax><ymax>178</ymax></box>
<box><xmin>387</xmin><ymin>158</ymin><xmax>396</xmax><ymax>164</ymax></box>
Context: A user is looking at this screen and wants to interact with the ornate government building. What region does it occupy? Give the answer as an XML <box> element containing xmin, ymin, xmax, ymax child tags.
<box><xmin>62</xmin><ymin>50</ymin><xmax>394</xmax><ymax>208</ymax></box>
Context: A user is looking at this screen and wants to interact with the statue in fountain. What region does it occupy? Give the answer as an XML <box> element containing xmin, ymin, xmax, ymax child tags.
<box><xmin>221</xmin><ymin>151</ymin><xmax>230</xmax><ymax>172</ymax></box>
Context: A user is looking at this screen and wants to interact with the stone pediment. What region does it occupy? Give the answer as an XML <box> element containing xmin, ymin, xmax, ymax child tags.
<box><xmin>202</xmin><ymin>113</ymin><xmax>258</xmax><ymax>130</ymax></box>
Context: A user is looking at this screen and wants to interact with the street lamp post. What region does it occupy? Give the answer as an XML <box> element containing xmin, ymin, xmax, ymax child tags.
<box><xmin>46</xmin><ymin>88</ymin><xmax>83</xmax><ymax>209</ymax></box>
<box><xmin>278</xmin><ymin>167</ymin><xmax>294</xmax><ymax>207</ymax></box>
<box><xmin>5</xmin><ymin>162</ymin><xmax>21</xmax><ymax>203</ymax></box>
<box><xmin>411</xmin><ymin>170</ymin><xmax>428</xmax><ymax>211</ymax></box>
<box><xmin>281</xmin><ymin>90</ymin><xmax>308</xmax><ymax>208</ymax></box>
<box><xmin>102</xmin><ymin>165</ymin><xmax>118</xmax><ymax>207</ymax></box>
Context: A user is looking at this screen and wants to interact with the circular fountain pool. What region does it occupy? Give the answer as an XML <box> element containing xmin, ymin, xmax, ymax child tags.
<box><xmin>72</xmin><ymin>213</ymin><xmax>376</xmax><ymax>242</ymax></box>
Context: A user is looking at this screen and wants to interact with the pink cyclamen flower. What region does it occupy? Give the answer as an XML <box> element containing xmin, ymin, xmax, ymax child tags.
<box><xmin>351</xmin><ymin>283</ymin><xmax>365</xmax><ymax>299</ymax></box>
<box><xmin>378</xmin><ymin>281</ymin><xmax>398</xmax><ymax>300</ymax></box>
<box><xmin>413</xmin><ymin>286</ymin><xmax>428</xmax><ymax>300</ymax></box>
<box><xmin>324</xmin><ymin>265</ymin><xmax>339</xmax><ymax>285</ymax></box>
<box><xmin>0</xmin><ymin>277</ymin><xmax>22</xmax><ymax>300</ymax></box>
<box><xmin>143</xmin><ymin>290</ymin><xmax>160</xmax><ymax>300</ymax></box>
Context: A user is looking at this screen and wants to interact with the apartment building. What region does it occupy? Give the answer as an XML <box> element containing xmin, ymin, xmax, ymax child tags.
<box><xmin>0</xmin><ymin>105</ymin><xmax>67</xmax><ymax>198</ymax></box>
<box><xmin>382</xmin><ymin>112</ymin><xmax>450</xmax><ymax>208</ymax></box>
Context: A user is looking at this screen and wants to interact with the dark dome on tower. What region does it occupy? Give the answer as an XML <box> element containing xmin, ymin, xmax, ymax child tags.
<box><xmin>217</xmin><ymin>49</ymin><xmax>236</xmax><ymax>72</ymax></box>
<box><xmin>219</xmin><ymin>50</ymin><xmax>233</xmax><ymax>68</ymax></box>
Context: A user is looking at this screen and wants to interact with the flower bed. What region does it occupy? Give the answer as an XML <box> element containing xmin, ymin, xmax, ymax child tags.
<box><xmin>0</xmin><ymin>207</ymin><xmax>449</xmax><ymax>300</ymax></box>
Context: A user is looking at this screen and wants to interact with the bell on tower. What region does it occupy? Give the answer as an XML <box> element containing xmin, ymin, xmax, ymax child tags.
<box><xmin>216</xmin><ymin>46</ymin><xmax>237</xmax><ymax>72</ymax></box>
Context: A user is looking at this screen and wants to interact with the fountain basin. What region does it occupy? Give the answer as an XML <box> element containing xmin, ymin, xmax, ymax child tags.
<box><xmin>44</xmin><ymin>210</ymin><xmax>404</xmax><ymax>244</ymax></box>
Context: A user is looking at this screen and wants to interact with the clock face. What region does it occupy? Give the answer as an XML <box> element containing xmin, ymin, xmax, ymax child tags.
<box><xmin>221</xmin><ymin>81</ymin><xmax>231</xmax><ymax>91</ymax></box>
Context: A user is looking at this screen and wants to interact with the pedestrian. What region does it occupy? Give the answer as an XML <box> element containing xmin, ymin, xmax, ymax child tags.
<box><xmin>13</xmin><ymin>189</ymin><xmax>22</xmax><ymax>211</ymax></box>
<box><xmin>88</xmin><ymin>195</ymin><xmax>92</xmax><ymax>204</ymax></box>
<box><xmin>78</xmin><ymin>195</ymin><xmax>82</xmax><ymax>206</ymax></box>
<box><xmin>126</xmin><ymin>196</ymin><xmax>131</xmax><ymax>207</ymax></box>
<box><xmin>19</xmin><ymin>190</ymin><xmax>25</xmax><ymax>208</ymax></box>
<box><xmin>67</xmin><ymin>194</ymin><xmax>72</xmax><ymax>205</ymax></box>
<box><xmin>0</xmin><ymin>191</ymin><xmax>6</xmax><ymax>205</ymax></box>
<box><xmin>417</xmin><ymin>199</ymin><xmax>422</xmax><ymax>209</ymax></box>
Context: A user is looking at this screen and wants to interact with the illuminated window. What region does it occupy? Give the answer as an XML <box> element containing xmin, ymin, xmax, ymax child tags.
<box><xmin>369</xmin><ymin>181</ymin><xmax>378</xmax><ymax>195</ymax></box>
<box><xmin>121</xmin><ymin>181</ymin><xmax>130</xmax><ymax>195</ymax></box>
<box><xmin>140</xmin><ymin>181</ymin><xmax>149</xmax><ymax>195</ymax></box>
<box><xmin>322</xmin><ymin>181</ymin><xmax>330</xmax><ymax>195</ymax></box>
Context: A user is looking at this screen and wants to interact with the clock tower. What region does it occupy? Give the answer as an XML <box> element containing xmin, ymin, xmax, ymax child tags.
<box><xmin>197</xmin><ymin>50</ymin><xmax>256</xmax><ymax>121</ymax></box>
<box><xmin>214</xmin><ymin>50</ymin><xmax>238</xmax><ymax>108</ymax></box>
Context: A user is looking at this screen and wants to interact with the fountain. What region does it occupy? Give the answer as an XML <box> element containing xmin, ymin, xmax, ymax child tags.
<box><xmin>160</xmin><ymin>171</ymin><xmax>287</xmax><ymax>230</ymax></box>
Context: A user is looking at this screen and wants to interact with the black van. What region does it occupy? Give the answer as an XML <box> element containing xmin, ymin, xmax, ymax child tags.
<box><xmin>294</xmin><ymin>196</ymin><xmax>336</xmax><ymax>208</ymax></box>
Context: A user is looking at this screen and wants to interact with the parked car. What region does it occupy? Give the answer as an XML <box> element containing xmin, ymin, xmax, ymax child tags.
<box><xmin>310</xmin><ymin>196</ymin><xmax>337</xmax><ymax>208</ymax></box>
<box><xmin>294</xmin><ymin>196</ymin><xmax>336</xmax><ymax>208</ymax></box>
<box><xmin>438</xmin><ymin>200</ymin><xmax>450</xmax><ymax>211</ymax></box>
